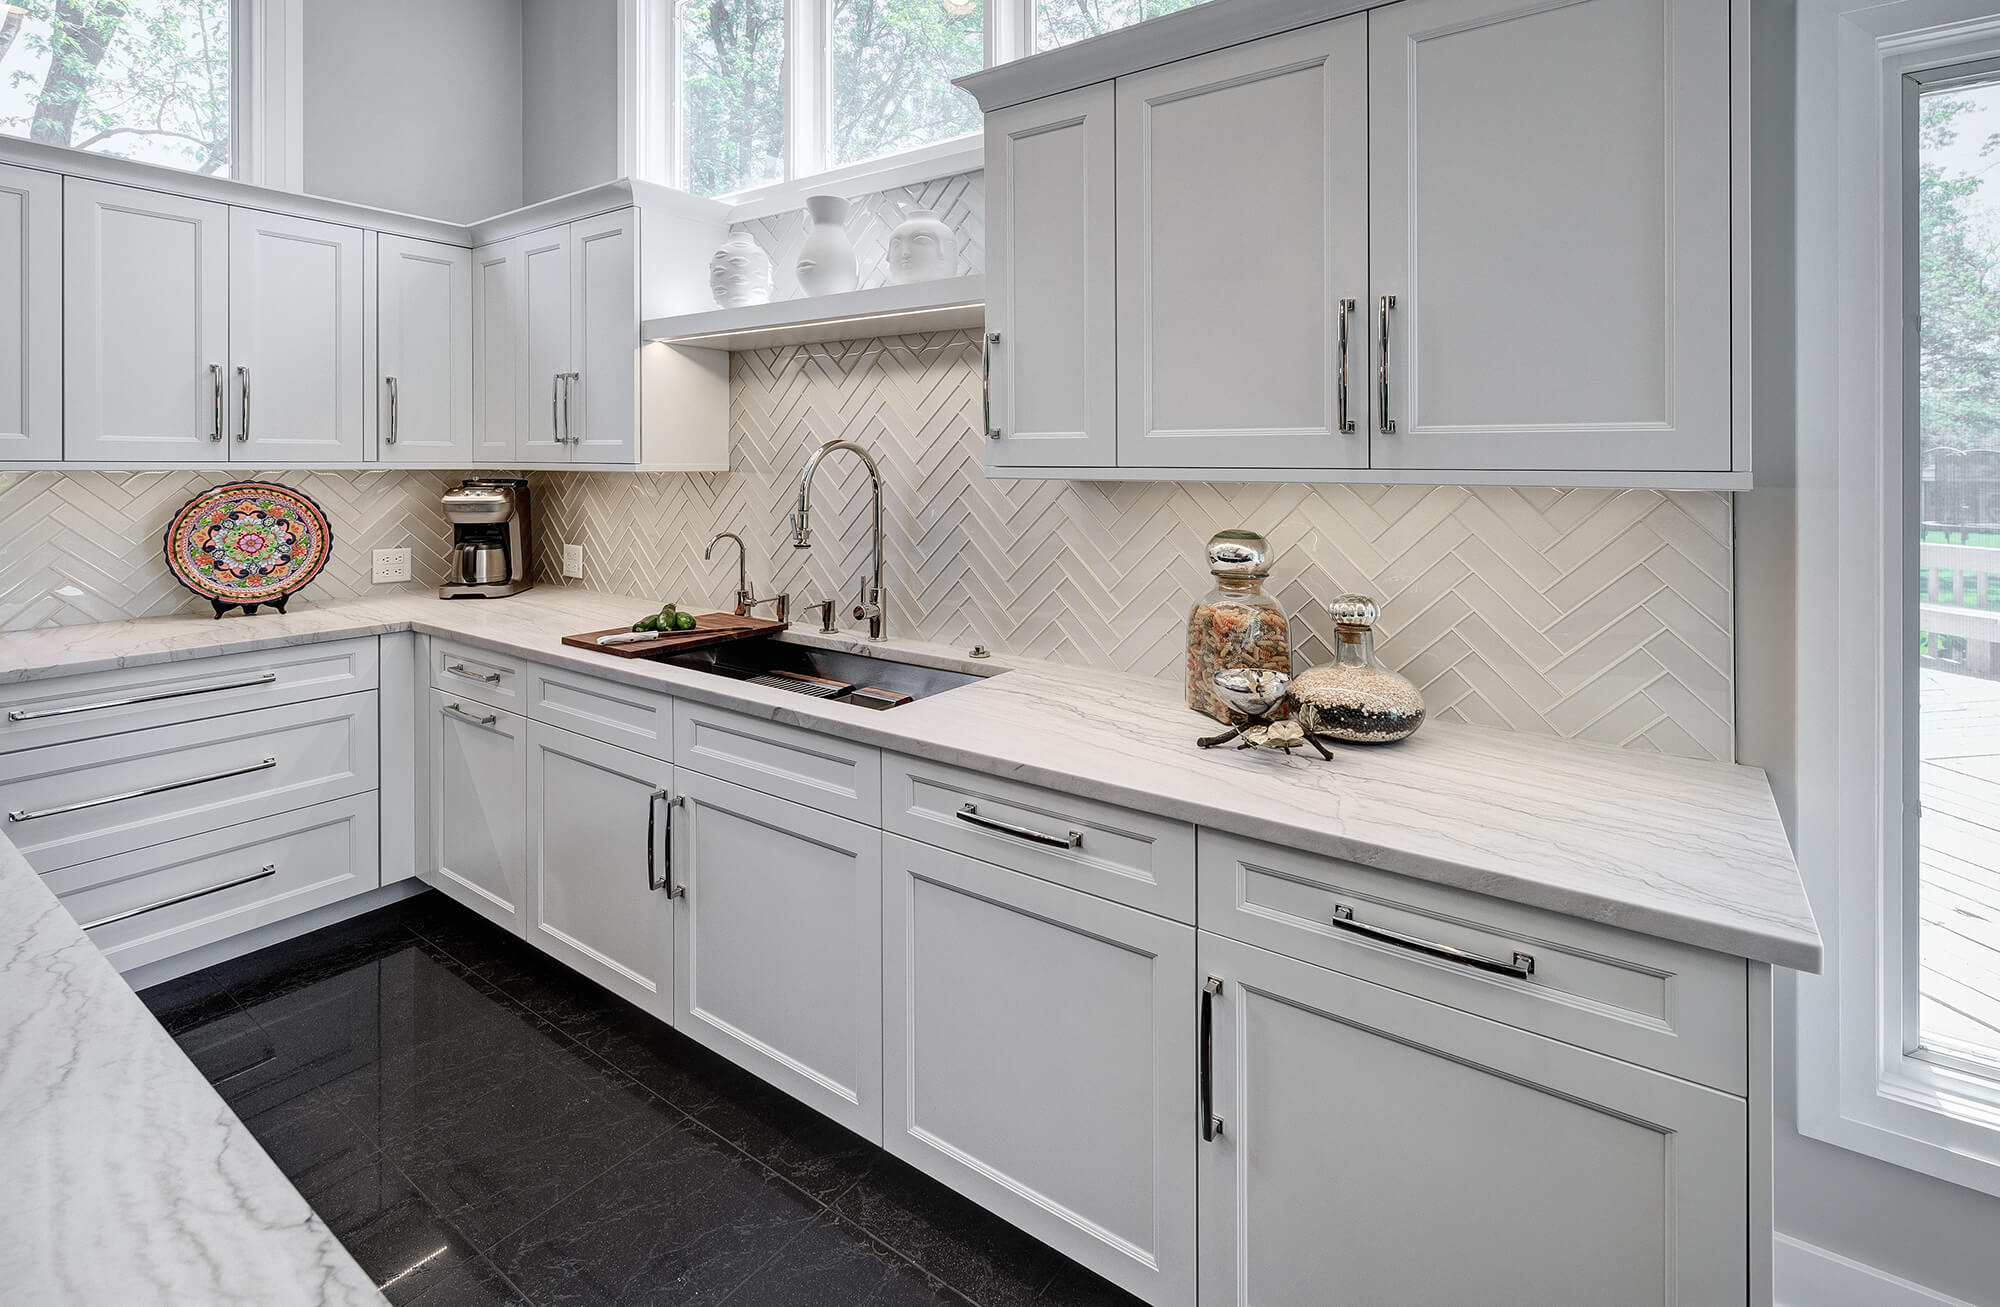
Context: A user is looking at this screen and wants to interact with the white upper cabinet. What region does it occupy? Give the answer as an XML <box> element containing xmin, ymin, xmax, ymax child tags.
<box><xmin>0</xmin><ymin>163</ymin><xmax>60</xmax><ymax>462</ymax></box>
<box><xmin>1116</xmin><ymin>18</ymin><xmax>1368</xmax><ymax>471</ymax></box>
<box><xmin>63</xmin><ymin>179</ymin><xmax>229</xmax><ymax>463</ymax></box>
<box><xmin>377</xmin><ymin>235</ymin><xmax>473</xmax><ymax>465</ymax></box>
<box><xmin>471</xmin><ymin>237</ymin><xmax>521</xmax><ymax>465</ymax></box>
<box><xmin>1368</xmin><ymin>0</ymin><xmax>1733</xmax><ymax>475</ymax></box>
<box><xmin>516</xmin><ymin>222</ymin><xmax>573</xmax><ymax>462</ymax></box>
<box><xmin>985</xmin><ymin>83</ymin><xmax>1117</xmax><ymax>469</ymax></box>
<box><xmin>568</xmin><ymin>210</ymin><xmax>641</xmax><ymax>465</ymax></box>
<box><xmin>229</xmin><ymin>209</ymin><xmax>370</xmax><ymax>464</ymax></box>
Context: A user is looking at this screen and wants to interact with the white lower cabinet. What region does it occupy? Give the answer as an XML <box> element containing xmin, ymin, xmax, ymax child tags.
<box><xmin>1196</xmin><ymin>931</ymin><xmax>1747</xmax><ymax>1307</ymax></box>
<box><xmin>883</xmin><ymin>834</ymin><xmax>1197</xmax><ymax>1306</ymax></box>
<box><xmin>525</xmin><ymin>721</ymin><xmax>675</xmax><ymax>1021</ymax></box>
<box><xmin>673</xmin><ymin>767</ymin><xmax>883</xmax><ymax>1140</ymax></box>
<box><xmin>425</xmin><ymin>687</ymin><xmax>528</xmax><ymax>934</ymax></box>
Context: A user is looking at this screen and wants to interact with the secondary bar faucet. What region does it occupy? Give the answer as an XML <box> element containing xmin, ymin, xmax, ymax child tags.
<box><xmin>793</xmin><ymin>439</ymin><xmax>887</xmax><ymax>641</ymax></box>
<box><xmin>705</xmin><ymin>532</ymin><xmax>754</xmax><ymax>615</ymax></box>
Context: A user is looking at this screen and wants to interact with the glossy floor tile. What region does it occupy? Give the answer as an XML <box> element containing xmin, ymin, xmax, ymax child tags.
<box><xmin>139</xmin><ymin>891</ymin><xmax>1147</xmax><ymax>1307</ymax></box>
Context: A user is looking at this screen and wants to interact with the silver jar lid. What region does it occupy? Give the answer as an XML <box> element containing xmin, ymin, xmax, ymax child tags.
<box><xmin>1206</xmin><ymin>529</ymin><xmax>1271</xmax><ymax>578</ymax></box>
<box><xmin>1329</xmin><ymin>593</ymin><xmax>1380</xmax><ymax>629</ymax></box>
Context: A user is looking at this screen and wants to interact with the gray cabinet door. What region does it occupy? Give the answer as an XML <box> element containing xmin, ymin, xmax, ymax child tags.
<box><xmin>426</xmin><ymin>688</ymin><xmax>528</xmax><ymax>935</ymax></box>
<box><xmin>1198</xmin><ymin>931</ymin><xmax>1747</xmax><ymax>1306</ymax></box>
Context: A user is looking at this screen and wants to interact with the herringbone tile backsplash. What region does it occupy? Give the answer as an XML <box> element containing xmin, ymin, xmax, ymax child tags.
<box><xmin>0</xmin><ymin>329</ymin><xmax>1735</xmax><ymax>761</ymax></box>
<box><xmin>531</xmin><ymin>330</ymin><xmax>1736</xmax><ymax>762</ymax></box>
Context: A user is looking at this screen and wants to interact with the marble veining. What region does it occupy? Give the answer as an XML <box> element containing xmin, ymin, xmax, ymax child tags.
<box><xmin>0</xmin><ymin>591</ymin><xmax>1820</xmax><ymax>970</ymax></box>
<box><xmin>0</xmin><ymin>829</ymin><xmax>385</xmax><ymax>1306</ymax></box>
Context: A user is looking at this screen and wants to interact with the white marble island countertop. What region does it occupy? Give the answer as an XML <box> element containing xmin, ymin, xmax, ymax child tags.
<box><xmin>0</xmin><ymin>588</ymin><xmax>1823</xmax><ymax>971</ymax></box>
<box><xmin>0</xmin><ymin>828</ymin><xmax>385</xmax><ymax>1306</ymax></box>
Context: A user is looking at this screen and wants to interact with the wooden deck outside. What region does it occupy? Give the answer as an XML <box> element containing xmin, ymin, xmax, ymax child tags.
<box><xmin>1921</xmin><ymin>667</ymin><xmax>2000</xmax><ymax>1064</ymax></box>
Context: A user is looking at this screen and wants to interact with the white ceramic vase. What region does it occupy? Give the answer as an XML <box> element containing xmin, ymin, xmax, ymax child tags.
<box><xmin>795</xmin><ymin>194</ymin><xmax>858</xmax><ymax>297</ymax></box>
<box><xmin>886</xmin><ymin>208</ymin><xmax>957</xmax><ymax>284</ymax></box>
<box><xmin>707</xmin><ymin>232</ymin><xmax>774</xmax><ymax>307</ymax></box>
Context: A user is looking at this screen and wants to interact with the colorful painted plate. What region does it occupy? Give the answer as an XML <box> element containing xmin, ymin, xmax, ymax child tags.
<box><xmin>164</xmin><ymin>481</ymin><xmax>333</xmax><ymax>616</ymax></box>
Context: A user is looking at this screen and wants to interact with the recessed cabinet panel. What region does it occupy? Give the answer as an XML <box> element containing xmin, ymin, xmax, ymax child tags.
<box><xmin>1197</xmin><ymin>932</ymin><xmax>1746</xmax><ymax>1306</ymax></box>
<box><xmin>378</xmin><ymin>234</ymin><xmax>473</xmax><ymax>464</ymax></box>
<box><xmin>884</xmin><ymin>835</ymin><xmax>1196</xmax><ymax>1305</ymax></box>
<box><xmin>1368</xmin><ymin>0</ymin><xmax>1731</xmax><ymax>472</ymax></box>
<box><xmin>526</xmin><ymin>722</ymin><xmax>674</xmax><ymax>1020</ymax></box>
<box><xmin>674</xmin><ymin>769</ymin><xmax>882</xmax><ymax>1139</ymax></box>
<box><xmin>0</xmin><ymin>162</ymin><xmax>60</xmax><ymax>461</ymax></box>
<box><xmin>1116</xmin><ymin>19</ymin><xmax>1367</xmax><ymax>470</ymax></box>
<box><xmin>518</xmin><ymin>224</ymin><xmax>572</xmax><ymax>461</ymax></box>
<box><xmin>63</xmin><ymin>178</ymin><xmax>229</xmax><ymax>462</ymax></box>
<box><xmin>568</xmin><ymin>210</ymin><xmax>640</xmax><ymax>464</ymax></box>
<box><xmin>986</xmin><ymin>83</ymin><xmax>1116</xmax><ymax>469</ymax></box>
<box><xmin>426</xmin><ymin>687</ymin><xmax>528</xmax><ymax>934</ymax></box>
<box><xmin>472</xmin><ymin>238</ymin><xmax>521</xmax><ymax>464</ymax></box>
<box><xmin>229</xmin><ymin>209</ymin><xmax>369</xmax><ymax>463</ymax></box>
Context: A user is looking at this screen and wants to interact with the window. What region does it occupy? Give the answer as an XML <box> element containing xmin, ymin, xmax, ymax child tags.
<box><xmin>1033</xmin><ymin>0</ymin><xmax>1210</xmax><ymax>54</ymax></box>
<box><xmin>661</xmin><ymin>0</ymin><xmax>1217</xmax><ymax>200</ymax></box>
<box><xmin>0</xmin><ymin>0</ymin><xmax>231</xmax><ymax>175</ymax></box>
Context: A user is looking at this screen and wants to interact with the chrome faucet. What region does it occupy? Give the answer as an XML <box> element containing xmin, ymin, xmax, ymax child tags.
<box><xmin>705</xmin><ymin>531</ymin><xmax>754</xmax><ymax>615</ymax></box>
<box><xmin>793</xmin><ymin>439</ymin><xmax>886</xmax><ymax>641</ymax></box>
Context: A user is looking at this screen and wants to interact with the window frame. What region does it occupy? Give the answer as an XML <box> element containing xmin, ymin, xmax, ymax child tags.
<box><xmin>1796</xmin><ymin>0</ymin><xmax>2000</xmax><ymax>1202</ymax></box>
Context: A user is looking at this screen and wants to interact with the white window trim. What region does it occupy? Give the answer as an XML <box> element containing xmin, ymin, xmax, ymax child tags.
<box><xmin>626</xmin><ymin>0</ymin><xmax>1011</xmax><ymax>208</ymax></box>
<box><xmin>1796</xmin><ymin>0</ymin><xmax>2000</xmax><ymax>1201</ymax></box>
<box><xmin>232</xmin><ymin>0</ymin><xmax>302</xmax><ymax>190</ymax></box>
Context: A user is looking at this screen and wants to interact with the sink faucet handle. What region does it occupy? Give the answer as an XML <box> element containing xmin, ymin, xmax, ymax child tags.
<box><xmin>852</xmin><ymin>576</ymin><xmax>883</xmax><ymax>625</ymax></box>
<box><xmin>744</xmin><ymin>592</ymin><xmax>790</xmax><ymax>625</ymax></box>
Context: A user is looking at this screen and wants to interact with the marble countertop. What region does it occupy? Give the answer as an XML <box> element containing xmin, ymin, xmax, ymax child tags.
<box><xmin>0</xmin><ymin>828</ymin><xmax>385</xmax><ymax>1306</ymax></box>
<box><xmin>0</xmin><ymin>589</ymin><xmax>1822</xmax><ymax>971</ymax></box>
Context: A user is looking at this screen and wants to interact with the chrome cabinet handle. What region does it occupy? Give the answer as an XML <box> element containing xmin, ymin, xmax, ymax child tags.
<box><xmin>209</xmin><ymin>363</ymin><xmax>223</xmax><ymax>441</ymax></box>
<box><xmin>445</xmin><ymin>662</ymin><xmax>502</xmax><ymax>684</ymax></box>
<box><xmin>1378</xmin><ymin>295</ymin><xmax>1396</xmax><ymax>434</ymax></box>
<box><xmin>8</xmin><ymin>757</ymin><xmax>277</xmax><ymax>824</ymax></box>
<box><xmin>1329</xmin><ymin>903</ymin><xmax>1535</xmax><ymax>979</ymax></box>
<box><xmin>442</xmin><ymin>701</ymin><xmax>498</xmax><ymax>727</ymax></box>
<box><xmin>983</xmin><ymin>332</ymin><xmax>1001</xmax><ymax>440</ymax></box>
<box><xmin>1201</xmin><ymin>976</ymin><xmax>1224</xmax><ymax>1142</ymax></box>
<box><xmin>384</xmin><ymin>376</ymin><xmax>399</xmax><ymax>445</ymax></box>
<box><xmin>954</xmin><ymin>802</ymin><xmax>1080</xmax><ymax>849</ymax></box>
<box><xmin>551</xmin><ymin>372</ymin><xmax>562</xmax><ymax>443</ymax></box>
<box><xmin>646</xmin><ymin>788</ymin><xmax>673</xmax><ymax>892</ymax></box>
<box><xmin>562</xmin><ymin>372</ymin><xmax>579</xmax><ymax>443</ymax></box>
<box><xmin>7</xmin><ymin>671</ymin><xmax>277</xmax><ymax>722</ymax></box>
<box><xmin>1336</xmin><ymin>298</ymin><xmax>1356</xmax><ymax>434</ymax></box>
<box><xmin>236</xmin><ymin>365</ymin><xmax>250</xmax><ymax>442</ymax></box>
<box><xmin>81</xmin><ymin>864</ymin><xmax>278</xmax><ymax>931</ymax></box>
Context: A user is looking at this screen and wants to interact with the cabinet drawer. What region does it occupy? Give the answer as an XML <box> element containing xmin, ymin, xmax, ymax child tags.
<box><xmin>0</xmin><ymin>638</ymin><xmax>378</xmax><ymax>754</ymax></box>
<box><xmin>0</xmin><ymin>692</ymin><xmax>379</xmax><ymax>874</ymax></box>
<box><xmin>431</xmin><ymin>639</ymin><xmax>525</xmax><ymax>707</ymax></box>
<box><xmin>673</xmin><ymin>700</ymin><xmax>880</xmax><ymax>824</ymax></box>
<box><xmin>43</xmin><ymin>794</ymin><xmax>379</xmax><ymax>974</ymax></box>
<box><xmin>529</xmin><ymin>663</ymin><xmax>674</xmax><ymax>760</ymax></box>
<box><xmin>1199</xmin><ymin>830</ymin><xmax>1747</xmax><ymax>1093</ymax></box>
<box><xmin>885</xmin><ymin>755</ymin><xmax>1195</xmax><ymax>922</ymax></box>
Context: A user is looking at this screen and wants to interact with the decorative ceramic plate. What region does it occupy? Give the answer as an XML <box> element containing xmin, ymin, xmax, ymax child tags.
<box><xmin>164</xmin><ymin>481</ymin><xmax>332</xmax><ymax>615</ymax></box>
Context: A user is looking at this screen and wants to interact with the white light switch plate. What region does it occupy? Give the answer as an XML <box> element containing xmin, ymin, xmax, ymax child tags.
<box><xmin>562</xmin><ymin>544</ymin><xmax>584</xmax><ymax>579</ymax></box>
<box><xmin>372</xmin><ymin>548</ymin><xmax>412</xmax><ymax>584</ymax></box>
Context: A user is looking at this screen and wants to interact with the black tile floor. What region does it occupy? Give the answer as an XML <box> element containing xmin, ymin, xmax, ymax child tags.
<box><xmin>137</xmin><ymin>891</ymin><xmax>1147</xmax><ymax>1307</ymax></box>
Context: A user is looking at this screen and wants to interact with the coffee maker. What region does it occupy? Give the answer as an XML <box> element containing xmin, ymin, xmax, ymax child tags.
<box><xmin>440</xmin><ymin>479</ymin><xmax>533</xmax><ymax>599</ymax></box>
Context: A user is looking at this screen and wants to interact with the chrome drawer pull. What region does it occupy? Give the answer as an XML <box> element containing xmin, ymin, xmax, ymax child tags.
<box><xmin>983</xmin><ymin>331</ymin><xmax>1001</xmax><ymax>440</ymax></box>
<box><xmin>1336</xmin><ymin>297</ymin><xmax>1356</xmax><ymax>434</ymax></box>
<box><xmin>1378</xmin><ymin>295</ymin><xmax>1396</xmax><ymax>434</ymax></box>
<box><xmin>443</xmin><ymin>702</ymin><xmax>499</xmax><ymax>727</ymax></box>
<box><xmin>8</xmin><ymin>671</ymin><xmax>279</xmax><ymax>722</ymax></box>
<box><xmin>7</xmin><ymin>757</ymin><xmax>278</xmax><ymax>824</ymax></box>
<box><xmin>1329</xmin><ymin>904</ymin><xmax>1535</xmax><ymax>979</ymax></box>
<box><xmin>1201</xmin><ymin>976</ymin><xmax>1224</xmax><ymax>1142</ymax></box>
<box><xmin>236</xmin><ymin>364</ymin><xmax>251</xmax><ymax>443</ymax></box>
<box><xmin>954</xmin><ymin>802</ymin><xmax>1081</xmax><ymax>850</ymax></box>
<box><xmin>647</xmin><ymin>789</ymin><xmax>679</xmax><ymax>892</ymax></box>
<box><xmin>80</xmin><ymin>863</ymin><xmax>279</xmax><ymax>930</ymax></box>
<box><xmin>445</xmin><ymin>663</ymin><xmax>502</xmax><ymax>684</ymax></box>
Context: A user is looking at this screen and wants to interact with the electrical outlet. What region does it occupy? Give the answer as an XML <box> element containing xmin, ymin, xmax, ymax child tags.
<box><xmin>562</xmin><ymin>543</ymin><xmax>584</xmax><ymax>579</ymax></box>
<box><xmin>371</xmin><ymin>548</ymin><xmax>412</xmax><ymax>584</ymax></box>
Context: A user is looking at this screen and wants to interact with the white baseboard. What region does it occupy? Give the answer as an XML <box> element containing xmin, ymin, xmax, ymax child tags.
<box><xmin>1775</xmin><ymin>1234</ymin><xmax>1981</xmax><ymax>1307</ymax></box>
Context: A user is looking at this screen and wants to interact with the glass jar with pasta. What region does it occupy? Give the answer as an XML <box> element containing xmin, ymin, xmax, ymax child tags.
<box><xmin>1186</xmin><ymin>529</ymin><xmax>1291</xmax><ymax>723</ymax></box>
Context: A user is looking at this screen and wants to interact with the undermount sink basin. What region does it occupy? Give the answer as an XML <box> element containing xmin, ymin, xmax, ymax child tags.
<box><xmin>657</xmin><ymin>639</ymin><xmax>992</xmax><ymax>708</ymax></box>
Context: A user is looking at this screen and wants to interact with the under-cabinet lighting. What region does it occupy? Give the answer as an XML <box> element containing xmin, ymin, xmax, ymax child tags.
<box><xmin>647</xmin><ymin>300</ymin><xmax>984</xmax><ymax>347</ymax></box>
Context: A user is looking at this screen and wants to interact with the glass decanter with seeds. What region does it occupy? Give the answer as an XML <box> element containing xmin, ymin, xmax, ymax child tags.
<box><xmin>1289</xmin><ymin>594</ymin><xmax>1426</xmax><ymax>744</ymax></box>
<box><xmin>1186</xmin><ymin>529</ymin><xmax>1291</xmax><ymax>723</ymax></box>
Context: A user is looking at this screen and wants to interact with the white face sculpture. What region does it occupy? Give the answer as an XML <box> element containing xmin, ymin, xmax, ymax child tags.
<box><xmin>709</xmin><ymin>240</ymin><xmax>770</xmax><ymax>306</ymax></box>
<box><xmin>890</xmin><ymin>227</ymin><xmax>943</xmax><ymax>278</ymax></box>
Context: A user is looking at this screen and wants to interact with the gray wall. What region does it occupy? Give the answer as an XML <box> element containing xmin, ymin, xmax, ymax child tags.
<box><xmin>521</xmin><ymin>0</ymin><xmax>620</xmax><ymax>204</ymax></box>
<box><xmin>301</xmin><ymin>0</ymin><xmax>524</xmax><ymax>221</ymax></box>
<box><xmin>1737</xmin><ymin>1</ymin><xmax>2000</xmax><ymax>1302</ymax></box>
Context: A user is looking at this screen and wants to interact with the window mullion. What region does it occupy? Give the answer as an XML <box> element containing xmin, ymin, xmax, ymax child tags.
<box><xmin>785</xmin><ymin>0</ymin><xmax>826</xmax><ymax>181</ymax></box>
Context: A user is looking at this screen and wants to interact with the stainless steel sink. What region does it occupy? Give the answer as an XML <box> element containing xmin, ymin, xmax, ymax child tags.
<box><xmin>657</xmin><ymin>639</ymin><xmax>991</xmax><ymax>708</ymax></box>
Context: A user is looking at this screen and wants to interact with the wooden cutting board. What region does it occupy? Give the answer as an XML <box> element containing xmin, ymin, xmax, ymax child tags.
<box><xmin>562</xmin><ymin>612</ymin><xmax>787</xmax><ymax>659</ymax></box>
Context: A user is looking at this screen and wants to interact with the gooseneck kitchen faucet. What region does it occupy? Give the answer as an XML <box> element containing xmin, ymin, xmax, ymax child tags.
<box><xmin>793</xmin><ymin>439</ymin><xmax>886</xmax><ymax>641</ymax></box>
